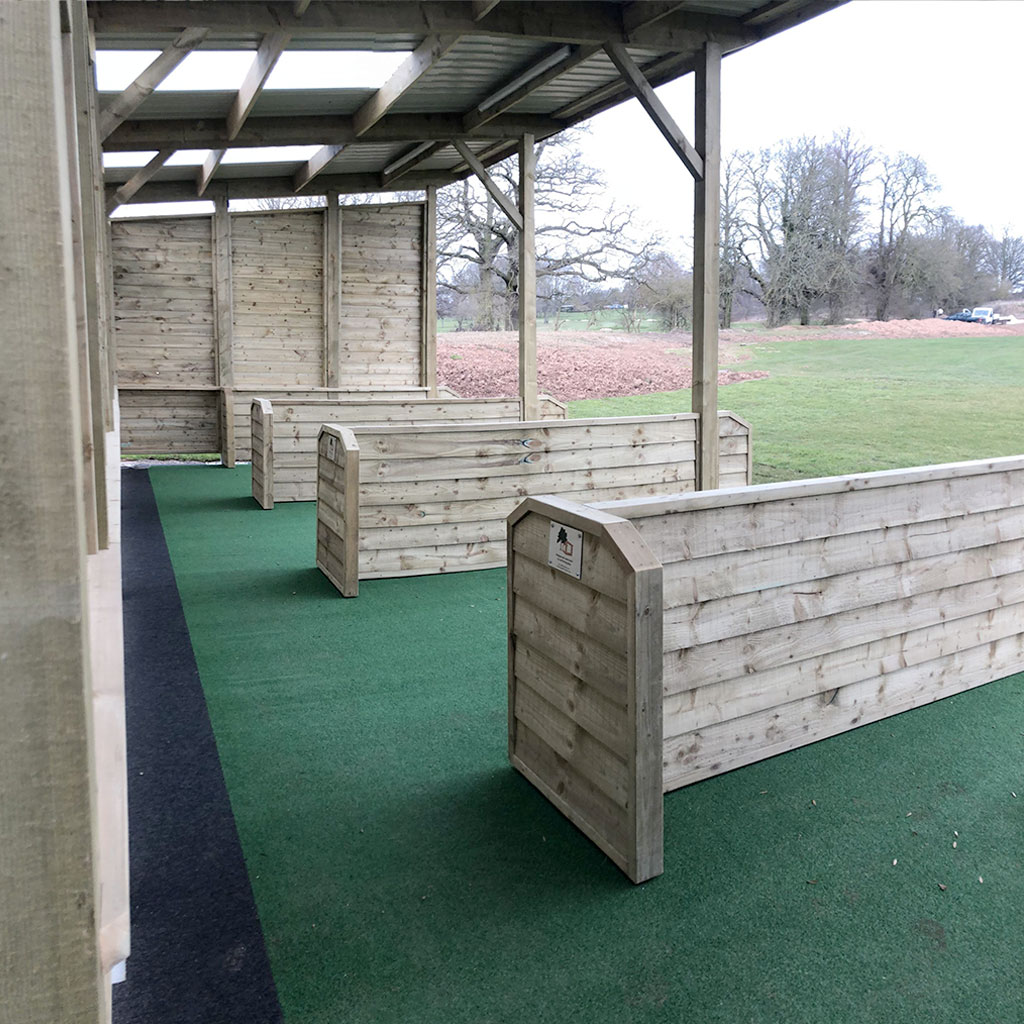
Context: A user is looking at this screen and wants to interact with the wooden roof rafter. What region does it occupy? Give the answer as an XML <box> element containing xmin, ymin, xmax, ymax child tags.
<box><xmin>91</xmin><ymin>0</ymin><xmax>848</xmax><ymax>205</ymax></box>
<box><xmin>97</xmin><ymin>25</ymin><xmax>209</xmax><ymax>140</ymax></box>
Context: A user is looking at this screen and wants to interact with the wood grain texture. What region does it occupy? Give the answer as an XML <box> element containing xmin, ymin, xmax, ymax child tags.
<box><xmin>316</xmin><ymin>425</ymin><xmax>360</xmax><ymax>596</ymax></box>
<box><xmin>507</xmin><ymin>498</ymin><xmax>663</xmax><ymax>883</ymax></box>
<box><xmin>253</xmin><ymin>394</ymin><xmax>566</xmax><ymax>503</ymax></box>
<box><xmin>318</xmin><ymin>414</ymin><xmax>708</xmax><ymax>586</ymax></box>
<box><xmin>594</xmin><ymin>454</ymin><xmax>1024</xmax><ymax>794</ymax></box>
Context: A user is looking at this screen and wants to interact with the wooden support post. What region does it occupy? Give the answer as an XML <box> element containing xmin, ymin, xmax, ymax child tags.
<box><xmin>518</xmin><ymin>134</ymin><xmax>538</xmax><ymax>421</ymax></box>
<box><xmin>62</xmin><ymin>24</ymin><xmax>100</xmax><ymax>555</ymax></box>
<box><xmin>692</xmin><ymin>43</ymin><xmax>721</xmax><ymax>491</ymax></box>
<box><xmin>422</xmin><ymin>187</ymin><xmax>438</xmax><ymax>396</ymax></box>
<box><xmin>213</xmin><ymin>194</ymin><xmax>235</xmax><ymax>464</ymax></box>
<box><xmin>1</xmin><ymin>3</ymin><xmax>104</xmax><ymax>1020</ymax></box>
<box><xmin>75</xmin><ymin>10</ymin><xmax>114</xmax><ymax>435</ymax></box>
<box><xmin>323</xmin><ymin>191</ymin><xmax>342</xmax><ymax>387</ymax></box>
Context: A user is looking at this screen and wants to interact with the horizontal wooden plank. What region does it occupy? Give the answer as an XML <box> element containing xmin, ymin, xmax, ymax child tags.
<box><xmin>515</xmin><ymin>682</ymin><xmax>630</xmax><ymax>808</ymax></box>
<box><xmin>666</xmin><ymin>569</ymin><xmax>1024</xmax><ymax>692</ymax></box>
<box><xmin>663</xmin><ymin>537</ymin><xmax>1024</xmax><ymax>650</ymax></box>
<box><xmin>663</xmin><ymin>630</ymin><xmax>1024</xmax><ymax>791</ymax></box>
<box><xmin>512</xmin><ymin>596</ymin><xmax>629</xmax><ymax>702</ymax></box>
<box><xmin>512</xmin><ymin>722</ymin><xmax>630</xmax><ymax>871</ymax></box>
<box><xmin>664</xmin><ymin>599</ymin><xmax>1024</xmax><ymax>737</ymax></box>
<box><xmin>514</xmin><ymin>642</ymin><xmax>628</xmax><ymax>756</ymax></box>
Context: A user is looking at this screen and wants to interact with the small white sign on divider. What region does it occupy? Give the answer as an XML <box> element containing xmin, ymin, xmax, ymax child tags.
<box><xmin>547</xmin><ymin>520</ymin><xmax>583</xmax><ymax>580</ymax></box>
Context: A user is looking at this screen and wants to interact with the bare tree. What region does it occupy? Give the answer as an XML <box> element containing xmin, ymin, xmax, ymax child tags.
<box><xmin>867</xmin><ymin>153</ymin><xmax>937</xmax><ymax>321</ymax></box>
<box><xmin>986</xmin><ymin>229</ymin><xmax>1024</xmax><ymax>296</ymax></box>
<box><xmin>437</xmin><ymin>130</ymin><xmax>660</xmax><ymax>331</ymax></box>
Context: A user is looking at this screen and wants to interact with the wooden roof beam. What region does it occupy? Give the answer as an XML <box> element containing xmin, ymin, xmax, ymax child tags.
<box><xmin>97</xmin><ymin>26</ymin><xmax>208</xmax><ymax>140</ymax></box>
<box><xmin>452</xmin><ymin>140</ymin><xmax>522</xmax><ymax>230</ymax></box>
<box><xmin>294</xmin><ymin>144</ymin><xmax>345</xmax><ymax>192</ymax></box>
<box><xmin>111</xmin><ymin>165</ymin><xmax>463</xmax><ymax>204</ymax></box>
<box><xmin>104</xmin><ymin>111</ymin><xmax>564</xmax><ymax>151</ymax></box>
<box><xmin>472</xmin><ymin>0</ymin><xmax>501</xmax><ymax>18</ymax></box>
<box><xmin>196</xmin><ymin>148</ymin><xmax>225</xmax><ymax>196</ymax></box>
<box><xmin>106</xmin><ymin>148</ymin><xmax>174</xmax><ymax>212</ymax></box>
<box><xmin>353</xmin><ymin>34</ymin><xmax>460</xmax><ymax>137</ymax></box>
<box><xmin>89</xmin><ymin>3</ymin><xmax>763</xmax><ymax>51</ymax></box>
<box><xmin>601</xmin><ymin>41</ymin><xmax>703</xmax><ymax>179</ymax></box>
<box><xmin>227</xmin><ymin>31</ymin><xmax>290</xmax><ymax>140</ymax></box>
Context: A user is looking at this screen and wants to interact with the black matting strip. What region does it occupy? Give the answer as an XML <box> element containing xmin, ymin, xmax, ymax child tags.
<box><xmin>113</xmin><ymin>469</ymin><xmax>283</xmax><ymax>1024</ymax></box>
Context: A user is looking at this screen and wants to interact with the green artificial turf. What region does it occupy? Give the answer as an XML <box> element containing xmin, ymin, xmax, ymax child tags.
<box><xmin>149</xmin><ymin>465</ymin><xmax>1024</xmax><ymax>1024</ymax></box>
<box><xmin>570</xmin><ymin>336</ymin><xmax>1024</xmax><ymax>483</ymax></box>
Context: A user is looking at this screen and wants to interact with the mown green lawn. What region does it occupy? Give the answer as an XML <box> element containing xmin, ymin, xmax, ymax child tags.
<box><xmin>570</xmin><ymin>336</ymin><xmax>1024</xmax><ymax>483</ymax></box>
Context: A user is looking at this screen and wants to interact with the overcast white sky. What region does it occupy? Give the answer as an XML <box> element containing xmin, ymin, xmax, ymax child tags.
<box><xmin>584</xmin><ymin>0</ymin><xmax>1024</xmax><ymax>246</ymax></box>
<box><xmin>104</xmin><ymin>0</ymin><xmax>1023</xmax><ymax>238</ymax></box>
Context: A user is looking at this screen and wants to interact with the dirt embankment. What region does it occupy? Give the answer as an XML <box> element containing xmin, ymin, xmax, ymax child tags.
<box><xmin>437</xmin><ymin>318</ymin><xmax>1019</xmax><ymax>402</ymax></box>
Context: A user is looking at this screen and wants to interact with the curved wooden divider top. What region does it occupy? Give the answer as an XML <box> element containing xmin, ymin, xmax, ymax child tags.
<box><xmin>507</xmin><ymin>496</ymin><xmax>664</xmax><ymax>884</ymax></box>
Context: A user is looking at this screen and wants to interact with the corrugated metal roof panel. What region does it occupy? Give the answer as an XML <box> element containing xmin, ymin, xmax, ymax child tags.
<box><xmin>389</xmin><ymin>37</ymin><xmax>555</xmax><ymax>114</ymax></box>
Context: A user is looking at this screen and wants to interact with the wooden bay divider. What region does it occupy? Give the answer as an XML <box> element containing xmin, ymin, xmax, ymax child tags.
<box><xmin>316</xmin><ymin>412</ymin><xmax>752</xmax><ymax>595</ymax></box>
<box><xmin>507</xmin><ymin>455</ymin><xmax>1024</xmax><ymax>882</ymax></box>
<box><xmin>253</xmin><ymin>393</ymin><xmax>566</xmax><ymax>508</ymax></box>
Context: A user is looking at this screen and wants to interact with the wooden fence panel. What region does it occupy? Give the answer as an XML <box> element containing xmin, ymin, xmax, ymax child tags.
<box><xmin>112</xmin><ymin>216</ymin><xmax>216</xmax><ymax>387</ymax></box>
<box><xmin>594</xmin><ymin>455</ymin><xmax>1024</xmax><ymax>792</ymax></box>
<box><xmin>507</xmin><ymin>497</ymin><xmax>663</xmax><ymax>883</ymax></box>
<box><xmin>230</xmin><ymin>385</ymin><xmax>431</xmax><ymax>461</ymax></box>
<box><xmin>340</xmin><ymin>204</ymin><xmax>424</xmax><ymax>386</ymax></box>
<box><xmin>317</xmin><ymin>413</ymin><xmax>749</xmax><ymax>586</ymax></box>
<box><xmin>231</xmin><ymin>211</ymin><xmax>325</xmax><ymax>388</ymax></box>
<box><xmin>118</xmin><ymin>387</ymin><xmax>219</xmax><ymax>454</ymax></box>
<box><xmin>255</xmin><ymin>395</ymin><xmax>566</xmax><ymax>505</ymax></box>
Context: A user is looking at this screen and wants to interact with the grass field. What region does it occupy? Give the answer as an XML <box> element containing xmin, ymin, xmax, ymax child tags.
<box><xmin>569</xmin><ymin>336</ymin><xmax>1024</xmax><ymax>483</ymax></box>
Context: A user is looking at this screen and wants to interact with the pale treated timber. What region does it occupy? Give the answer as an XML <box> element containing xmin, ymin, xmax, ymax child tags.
<box><xmin>89</xmin><ymin>3</ymin><xmax>758</xmax><ymax>52</ymax></box>
<box><xmin>453</xmin><ymin>140</ymin><xmax>523</xmax><ymax>230</ymax></box>
<box><xmin>254</xmin><ymin>395</ymin><xmax>567</xmax><ymax>506</ymax></box>
<box><xmin>227</xmin><ymin>31</ymin><xmax>290</xmax><ymax>140</ymax></box>
<box><xmin>295</xmin><ymin>144</ymin><xmax>345</xmax><ymax>192</ymax></box>
<box><xmin>1</xmin><ymin>4</ymin><xmax>104</xmax><ymax>1017</ymax></box>
<box><xmin>602</xmin><ymin>41</ymin><xmax>703</xmax><ymax>180</ymax></box>
<box><xmin>691</xmin><ymin>42</ymin><xmax>722</xmax><ymax>490</ymax></box>
<box><xmin>323</xmin><ymin>193</ymin><xmax>342</xmax><ymax>386</ymax></box>
<box><xmin>421</xmin><ymin>189</ymin><xmax>437</xmax><ymax>395</ymax></box>
<box><xmin>353</xmin><ymin>34</ymin><xmax>460</xmax><ymax>137</ymax></box>
<box><xmin>513</xmin><ymin>453</ymin><xmax>1024</xmax><ymax>879</ymax></box>
<box><xmin>107</xmin><ymin>148</ymin><xmax>174</xmax><ymax>213</ymax></box>
<box><xmin>315</xmin><ymin>413</ymin><xmax>738</xmax><ymax>584</ymax></box>
<box><xmin>462</xmin><ymin>44</ymin><xmax>600</xmax><ymax>132</ymax></box>
<box><xmin>518</xmin><ymin>133</ymin><xmax>538</xmax><ymax>420</ymax></box>
<box><xmin>97</xmin><ymin>26</ymin><xmax>209</xmax><ymax>140</ymax></box>
<box><xmin>507</xmin><ymin>498</ymin><xmax>663</xmax><ymax>883</ymax></box>
<box><xmin>196</xmin><ymin>148</ymin><xmax>225</xmax><ymax>196</ymax></box>
<box><xmin>62</xmin><ymin>26</ymin><xmax>99</xmax><ymax>555</ymax></box>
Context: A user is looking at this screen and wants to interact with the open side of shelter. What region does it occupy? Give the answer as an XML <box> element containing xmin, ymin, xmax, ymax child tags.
<box><xmin>5</xmin><ymin>3</ymin><xmax>854</xmax><ymax>1021</ymax></box>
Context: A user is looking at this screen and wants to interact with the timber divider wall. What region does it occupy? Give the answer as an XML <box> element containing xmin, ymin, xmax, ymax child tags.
<box><xmin>112</xmin><ymin>203</ymin><xmax>431</xmax><ymax>458</ymax></box>
<box><xmin>316</xmin><ymin>412</ymin><xmax>752</xmax><ymax>594</ymax></box>
<box><xmin>252</xmin><ymin>394</ymin><xmax>566</xmax><ymax>508</ymax></box>
<box><xmin>507</xmin><ymin>455</ymin><xmax>1024</xmax><ymax>882</ymax></box>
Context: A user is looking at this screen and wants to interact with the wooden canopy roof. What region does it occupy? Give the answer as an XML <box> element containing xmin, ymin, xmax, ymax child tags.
<box><xmin>91</xmin><ymin>0</ymin><xmax>845</xmax><ymax>205</ymax></box>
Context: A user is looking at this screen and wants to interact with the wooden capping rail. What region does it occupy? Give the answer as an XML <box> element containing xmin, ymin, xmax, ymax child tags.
<box><xmin>507</xmin><ymin>495</ymin><xmax>664</xmax><ymax>884</ymax></box>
